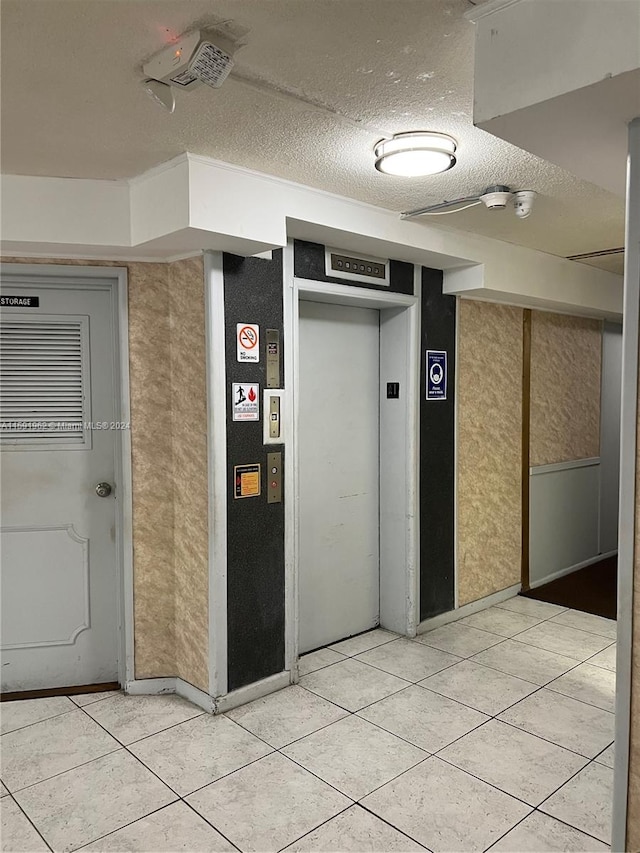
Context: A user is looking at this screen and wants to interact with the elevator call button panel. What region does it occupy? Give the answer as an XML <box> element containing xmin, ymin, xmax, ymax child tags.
<box><xmin>266</xmin><ymin>329</ymin><xmax>280</xmax><ymax>388</ymax></box>
<box><xmin>267</xmin><ymin>452</ymin><xmax>282</xmax><ymax>504</ymax></box>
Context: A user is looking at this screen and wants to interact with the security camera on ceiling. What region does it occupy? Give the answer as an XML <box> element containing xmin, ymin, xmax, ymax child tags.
<box><xmin>401</xmin><ymin>185</ymin><xmax>537</xmax><ymax>220</ymax></box>
<box><xmin>142</xmin><ymin>29</ymin><xmax>238</xmax><ymax>112</ymax></box>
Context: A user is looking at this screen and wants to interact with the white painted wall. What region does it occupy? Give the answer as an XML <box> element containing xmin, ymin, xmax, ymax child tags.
<box><xmin>0</xmin><ymin>154</ymin><xmax>623</xmax><ymax>319</ymax></box>
<box><xmin>467</xmin><ymin>0</ymin><xmax>640</xmax><ymax>197</ymax></box>
<box><xmin>529</xmin><ymin>459</ymin><xmax>601</xmax><ymax>587</ymax></box>
<box><xmin>468</xmin><ymin>0</ymin><xmax>640</xmax><ymax>124</ymax></box>
<box><xmin>600</xmin><ymin>321</ymin><xmax>623</xmax><ymax>553</ymax></box>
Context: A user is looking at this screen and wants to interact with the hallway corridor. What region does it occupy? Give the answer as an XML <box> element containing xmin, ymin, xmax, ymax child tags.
<box><xmin>1</xmin><ymin>597</ymin><xmax>615</xmax><ymax>852</ymax></box>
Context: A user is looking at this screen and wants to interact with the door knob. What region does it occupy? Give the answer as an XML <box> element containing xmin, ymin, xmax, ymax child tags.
<box><xmin>95</xmin><ymin>482</ymin><xmax>113</xmax><ymax>498</ymax></box>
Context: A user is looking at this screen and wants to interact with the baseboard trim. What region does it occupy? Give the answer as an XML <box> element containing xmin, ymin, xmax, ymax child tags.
<box><xmin>176</xmin><ymin>678</ymin><xmax>216</xmax><ymax>713</ymax></box>
<box><xmin>124</xmin><ymin>671</ymin><xmax>292</xmax><ymax>715</ymax></box>
<box><xmin>124</xmin><ymin>677</ymin><xmax>176</xmax><ymax>696</ymax></box>
<box><xmin>124</xmin><ymin>677</ymin><xmax>215</xmax><ymax>713</ymax></box>
<box><xmin>529</xmin><ymin>550</ymin><xmax>618</xmax><ymax>590</ymax></box>
<box><xmin>417</xmin><ymin>583</ymin><xmax>522</xmax><ymax>634</ymax></box>
<box><xmin>1</xmin><ymin>682</ymin><xmax>119</xmax><ymax>702</ymax></box>
<box><xmin>215</xmin><ymin>671</ymin><xmax>291</xmax><ymax>714</ymax></box>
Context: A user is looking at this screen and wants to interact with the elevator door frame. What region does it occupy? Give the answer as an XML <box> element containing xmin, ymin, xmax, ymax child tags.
<box><xmin>284</xmin><ymin>262</ymin><xmax>420</xmax><ymax>676</ymax></box>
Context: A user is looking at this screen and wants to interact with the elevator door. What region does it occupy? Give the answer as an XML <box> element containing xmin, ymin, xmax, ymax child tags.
<box><xmin>298</xmin><ymin>300</ymin><xmax>380</xmax><ymax>653</ymax></box>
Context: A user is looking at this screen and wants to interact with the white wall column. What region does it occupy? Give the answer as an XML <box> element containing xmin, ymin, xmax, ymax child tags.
<box><xmin>614</xmin><ymin>116</ymin><xmax>640</xmax><ymax>853</ymax></box>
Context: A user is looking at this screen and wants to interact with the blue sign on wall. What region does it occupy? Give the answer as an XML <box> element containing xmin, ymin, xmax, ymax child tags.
<box><xmin>426</xmin><ymin>350</ymin><xmax>447</xmax><ymax>401</ymax></box>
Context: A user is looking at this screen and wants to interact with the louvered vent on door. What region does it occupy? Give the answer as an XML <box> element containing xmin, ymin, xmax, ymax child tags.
<box><xmin>0</xmin><ymin>318</ymin><xmax>90</xmax><ymax>448</ymax></box>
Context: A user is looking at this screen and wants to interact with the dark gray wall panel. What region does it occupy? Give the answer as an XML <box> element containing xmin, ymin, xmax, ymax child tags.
<box><xmin>293</xmin><ymin>240</ymin><xmax>413</xmax><ymax>294</ymax></box>
<box><xmin>224</xmin><ymin>252</ymin><xmax>285</xmax><ymax>691</ymax></box>
<box><xmin>420</xmin><ymin>267</ymin><xmax>456</xmax><ymax>620</ymax></box>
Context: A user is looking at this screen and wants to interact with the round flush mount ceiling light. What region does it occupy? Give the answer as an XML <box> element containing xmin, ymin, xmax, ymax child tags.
<box><xmin>374</xmin><ymin>131</ymin><xmax>457</xmax><ymax>177</ymax></box>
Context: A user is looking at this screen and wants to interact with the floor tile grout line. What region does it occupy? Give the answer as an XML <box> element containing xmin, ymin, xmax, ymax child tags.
<box><xmin>4</xmin><ymin>790</ymin><xmax>54</xmax><ymax>852</ymax></box>
<box><xmin>297</xmin><ymin>746</ymin><xmax>432</xmax><ymax>807</ymax></box>
<box><xmin>231</xmin><ymin>678</ymin><xmax>487</xmax><ymax>759</ymax></box>
<box><xmin>493</xmin><ymin>600</ymin><xmax>570</xmax><ymax>616</ymax></box>
<box><xmin>433</xmin><ymin>746</ymin><xmax>587</xmax><ymax>815</ymax></box>
<box><xmin>300</xmin><ymin>649</ymin><xmax>416</xmax><ymax>687</ymax></box>
<box><xmin>481</xmin><ymin>802</ymin><xmax>610</xmax><ymax>853</ymax></box>
<box><xmin>9</xmin><ymin>672</ymin><xmax>607</xmax><ymax>817</ymax></box>
<box><xmin>537</xmin><ymin>806</ymin><xmax>609</xmax><ymax>845</ymax></box>
<box><xmin>413</xmin><ymin>666</ymin><xmax>613</xmax><ymax>764</ymax></box>
<box><xmin>5</xmin><ymin>613</ymin><xmax>615</xmax><ymax>853</ymax></box>
<box><xmin>66</xmin><ymin>802</ymin><xmax>186</xmax><ymax>853</ymax></box>
<box><xmin>536</xmin><ymin>750</ymin><xmax>614</xmax><ymax>814</ymax></box>
<box><xmin>497</xmin><ymin>668</ymin><xmax>617</xmax><ymax>721</ymax></box>
<box><xmin>297</xmin><ymin>657</ymin><xmax>348</xmax><ymax>678</ymax></box>
<box><xmin>494</xmin><ymin>716</ymin><xmax>613</xmax><ymax>762</ymax></box>
<box><xmin>414</xmin><ymin>679</ymin><xmax>538</xmax><ymax>720</ymax></box>
<box><xmin>6</xmin><ymin>744</ymin><xmax>124</xmax><ymax>797</ymax></box>
<box><xmin>179</xmin><ymin>799</ymin><xmax>244</xmax><ymax>852</ymax></box>
<box><xmin>491</xmin><ymin>602</ymin><xmax>616</xmax><ymax>641</ymax></box>
<box><xmin>82</xmin><ymin>705</ymin><xmax>206</xmax><ymax>749</ymax></box>
<box><xmin>482</xmin><ymin>807</ymin><xmax>537</xmax><ymax>852</ymax></box>
<box><xmin>433</xmin><ymin>649</ymin><xmax>558</xmax><ymax>688</ymax></box>
<box><xmin>458</xmin><ymin>601</ymin><xmax>617</xmax><ymax>645</ymax></box>
<box><xmin>328</xmin><ymin>634</ymin><xmax>401</xmax><ymax>657</ymax></box>
<box><xmin>475</xmin><ymin>637</ymin><xmax>615</xmax><ymax>687</ymax></box>
<box><xmin>350</xmin><ymin>652</ymin><xmax>464</xmax><ymax>683</ymax></box>
<box><xmin>544</xmin><ymin>681</ymin><xmax>615</xmax><ymax>714</ymax></box>
<box><xmin>507</xmin><ymin>637</ymin><xmax>606</xmax><ymax>664</ymax></box>
<box><xmin>296</xmin><ymin>676</ymin><xmax>415</xmax><ymax>715</ymax></box>
<box><xmin>356</xmin><ymin>801</ymin><xmax>433</xmax><ymax>851</ymax></box>
<box><xmin>274</xmin><ymin>804</ymin><xmax>370</xmax><ymax>853</ymax></box>
<box><xmin>412</xmin><ymin>751</ymin><xmax>538</xmax><ymax>811</ymax></box>
<box><xmin>535</xmin><ymin>801</ymin><xmax>611</xmax><ymax>846</ymax></box>
<box><xmin>0</xmin><ymin>703</ymin><xmax>81</xmax><ymax>738</ymax></box>
<box><xmin>75</xmin><ymin>702</ymin><xmax>285</xmax><ymax>805</ymax></box>
<box><xmin>69</xmin><ymin>693</ymin><xmax>120</xmax><ymax>709</ymax></box>
<box><xmin>61</xmin><ymin>705</ymin><xmax>249</xmax><ymax>852</ymax></box>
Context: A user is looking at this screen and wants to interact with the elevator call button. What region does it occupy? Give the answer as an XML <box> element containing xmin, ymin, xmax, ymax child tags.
<box><xmin>267</xmin><ymin>452</ymin><xmax>282</xmax><ymax>504</ymax></box>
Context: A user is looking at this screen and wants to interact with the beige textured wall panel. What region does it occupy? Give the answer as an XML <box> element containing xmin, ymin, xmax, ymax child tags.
<box><xmin>457</xmin><ymin>300</ymin><xmax>523</xmax><ymax>606</ymax></box>
<box><xmin>530</xmin><ymin>312</ymin><xmax>602</xmax><ymax>467</ymax></box>
<box><xmin>128</xmin><ymin>263</ymin><xmax>176</xmax><ymax>678</ymax></box>
<box><xmin>170</xmin><ymin>257</ymin><xmax>209</xmax><ymax>692</ymax></box>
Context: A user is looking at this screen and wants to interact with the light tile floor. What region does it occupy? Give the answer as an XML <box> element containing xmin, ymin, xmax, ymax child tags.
<box><xmin>1</xmin><ymin>599</ymin><xmax>615</xmax><ymax>852</ymax></box>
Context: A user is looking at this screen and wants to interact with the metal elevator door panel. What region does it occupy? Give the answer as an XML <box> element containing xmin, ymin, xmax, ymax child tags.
<box><xmin>298</xmin><ymin>300</ymin><xmax>380</xmax><ymax>653</ymax></box>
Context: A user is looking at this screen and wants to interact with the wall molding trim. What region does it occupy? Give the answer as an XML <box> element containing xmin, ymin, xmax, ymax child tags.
<box><xmin>464</xmin><ymin>0</ymin><xmax>523</xmax><ymax>23</ymax></box>
<box><xmin>528</xmin><ymin>550</ymin><xmax>618</xmax><ymax>591</ymax></box>
<box><xmin>416</xmin><ymin>583</ymin><xmax>522</xmax><ymax>634</ymax></box>
<box><xmin>214</xmin><ymin>671</ymin><xmax>291</xmax><ymax>714</ymax></box>
<box><xmin>125</xmin><ymin>677</ymin><xmax>175</xmax><ymax>696</ymax></box>
<box><xmin>124</xmin><ymin>676</ymin><xmax>216</xmax><ymax>713</ymax></box>
<box><xmin>531</xmin><ymin>456</ymin><xmax>601</xmax><ymax>476</ymax></box>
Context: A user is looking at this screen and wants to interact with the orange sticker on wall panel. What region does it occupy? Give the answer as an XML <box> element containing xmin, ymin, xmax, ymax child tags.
<box><xmin>234</xmin><ymin>463</ymin><xmax>261</xmax><ymax>498</ymax></box>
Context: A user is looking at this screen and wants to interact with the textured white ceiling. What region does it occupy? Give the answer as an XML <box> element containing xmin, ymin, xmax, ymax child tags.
<box><xmin>0</xmin><ymin>0</ymin><xmax>625</xmax><ymax>272</ymax></box>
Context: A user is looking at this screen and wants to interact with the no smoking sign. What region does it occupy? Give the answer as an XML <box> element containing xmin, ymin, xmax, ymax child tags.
<box><xmin>237</xmin><ymin>323</ymin><xmax>260</xmax><ymax>363</ymax></box>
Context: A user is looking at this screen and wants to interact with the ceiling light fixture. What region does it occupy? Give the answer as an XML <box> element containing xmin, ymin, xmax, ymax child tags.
<box><xmin>374</xmin><ymin>131</ymin><xmax>457</xmax><ymax>177</ymax></box>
